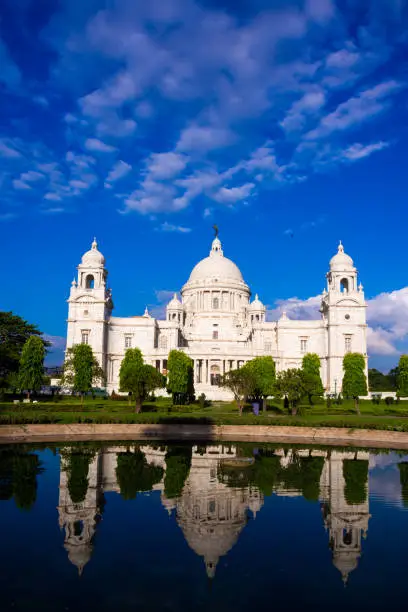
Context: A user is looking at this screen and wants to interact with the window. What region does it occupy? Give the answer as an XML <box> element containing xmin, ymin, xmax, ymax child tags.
<box><xmin>340</xmin><ymin>278</ymin><xmax>349</xmax><ymax>293</ymax></box>
<box><xmin>85</xmin><ymin>274</ymin><xmax>94</xmax><ymax>289</ymax></box>
<box><xmin>213</xmin><ymin>297</ymin><xmax>219</xmax><ymax>309</ymax></box>
<box><xmin>81</xmin><ymin>330</ymin><xmax>89</xmax><ymax>344</ymax></box>
<box><xmin>124</xmin><ymin>335</ymin><xmax>132</xmax><ymax>349</ymax></box>
<box><xmin>208</xmin><ymin>500</ymin><xmax>216</xmax><ymax>513</ymax></box>
<box><xmin>345</xmin><ymin>335</ymin><xmax>352</xmax><ymax>353</ymax></box>
<box><xmin>83</xmin><ymin>310</ymin><xmax>89</xmax><ymax>316</ymax></box>
<box><xmin>212</xmin><ymin>330</ymin><xmax>219</xmax><ymax>339</ymax></box>
<box><xmin>264</xmin><ymin>342</ymin><xmax>272</xmax><ymax>352</ymax></box>
<box><xmin>160</xmin><ymin>335</ymin><xmax>167</xmax><ymax>349</ymax></box>
<box><xmin>300</xmin><ymin>338</ymin><xmax>308</xmax><ymax>354</ymax></box>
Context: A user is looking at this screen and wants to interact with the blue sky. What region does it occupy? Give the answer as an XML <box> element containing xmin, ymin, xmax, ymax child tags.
<box><xmin>1</xmin><ymin>0</ymin><xmax>408</xmax><ymax>370</ymax></box>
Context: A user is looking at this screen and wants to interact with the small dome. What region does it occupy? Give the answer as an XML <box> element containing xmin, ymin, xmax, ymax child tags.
<box><xmin>167</xmin><ymin>293</ymin><xmax>183</xmax><ymax>309</ymax></box>
<box><xmin>249</xmin><ymin>294</ymin><xmax>265</xmax><ymax>310</ymax></box>
<box><xmin>188</xmin><ymin>237</ymin><xmax>244</xmax><ymax>284</ymax></box>
<box><xmin>330</xmin><ymin>241</ymin><xmax>354</xmax><ymax>271</ymax></box>
<box><xmin>81</xmin><ymin>238</ymin><xmax>105</xmax><ymax>267</ymax></box>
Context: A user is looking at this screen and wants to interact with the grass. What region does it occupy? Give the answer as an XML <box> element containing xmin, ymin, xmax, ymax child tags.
<box><xmin>1</xmin><ymin>396</ymin><xmax>408</xmax><ymax>431</ymax></box>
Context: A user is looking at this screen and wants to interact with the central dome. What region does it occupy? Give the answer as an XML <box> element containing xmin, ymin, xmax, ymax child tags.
<box><xmin>188</xmin><ymin>237</ymin><xmax>244</xmax><ymax>284</ymax></box>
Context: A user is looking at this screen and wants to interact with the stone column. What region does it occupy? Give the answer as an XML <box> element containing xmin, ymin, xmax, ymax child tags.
<box><xmin>206</xmin><ymin>360</ymin><xmax>209</xmax><ymax>383</ymax></box>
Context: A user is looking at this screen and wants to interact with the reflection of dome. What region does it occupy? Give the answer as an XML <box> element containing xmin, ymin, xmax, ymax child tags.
<box><xmin>332</xmin><ymin>550</ymin><xmax>359</xmax><ymax>584</ymax></box>
<box><xmin>330</xmin><ymin>242</ymin><xmax>354</xmax><ymax>271</ymax></box>
<box><xmin>187</xmin><ymin>237</ymin><xmax>244</xmax><ymax>284</ymax></box>
<box><xmin>81</xmin><ymin>238</ymin><xmax>105</xmax><ymax>266</ymax></box>
<box><xmin>66</xmin><ymin>542</ymin><xmax>93</xmax><ymax>576</ymax></box>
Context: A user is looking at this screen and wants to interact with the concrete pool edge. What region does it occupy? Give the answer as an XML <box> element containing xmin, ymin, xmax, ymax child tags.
<box><xmin>1</xmin><ymin>423</ymin><xmax>408</xmax><ymax>449</ymax></box>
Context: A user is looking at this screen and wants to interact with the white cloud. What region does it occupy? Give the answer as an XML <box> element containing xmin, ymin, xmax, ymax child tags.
<box><xmin>214</xmin><ymin>182</ymin><xmax>255</xmax><ymax>204</ymax></box>
<box><xmin>84</xmin><ymin>138</ymin><xmax>117</xmax><ymax>152</ymax></box>
<box><xmin>158</xmin><ymin>222</ymin><xmax>192</xmax><ymax>233</ymax></box>
<box><xmin>20</xmin><ymin>171</ymin><xmax>44</xmax><ymax>182</ymax></box>
<box><xmin>12</xmin><ymin>179</ymin><xmax>32</xmax><ymax>190</ymax></box>
<box><xmin>0</xmin><ymin>140</ymin><xmax>21</xmax><ymax>158</ymax></box>
<box><xmin>148</xmin><ymin>152</ymin><xmax>188</xmax><ymax>179</ymax></box>
<box><xmin>105</xmin><ymin>160</ymin><xmax>132</xmax><ymax>183</ymax></box>
<box><xmin>177</xmin><ymin>125</ymin><xmax>235</xmax><ymax>152</ymax></box>
<box><xmin>340</xmin><ymin>141</ymin><xmax>389</xmax><ymax>161</ymax></box>
<box><xmin>44</xmin><ymin>192</ymin><xmax>62</xmax><ymax>201</ymax></box>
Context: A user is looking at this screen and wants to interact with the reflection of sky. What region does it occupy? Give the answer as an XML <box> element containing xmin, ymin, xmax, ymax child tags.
<box><xmin>369</xmin><ymin>452</ymin><xmax>408</xmax><ymax>510</ymax></box>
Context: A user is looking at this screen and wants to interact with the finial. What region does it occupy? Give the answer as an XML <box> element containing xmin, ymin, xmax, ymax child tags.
<box><xmin>212</xmin><ymin>224</ymin><xmax>219</xmax><ymax>238</ymax></box>
<box><xmin>173</xmin><ymin>292</ymin><xmax>178</xmax><ymax>300</ymax></box>
<box><xmin>143</xmin><ymin>306</ymin><xmax>149</xmax><ymax>317</ymax></box>
<box><xmin>71</xmin><ymin>278</ymin><xmax>77</xmax><ymax>287</ymax></box>
<box><xmin>255</xmin><ymin>293</ymin><xmax>259</xmax><ymax>301</ymax></box>
<box><xmin>358</xmin><ymin>282</ymin><xmax>363</xmax><ymax>292</ymax></box>
<box><xmin>338</xmin><ymin>240</ymin><xmax>344</xmax><ymax>253</ymax></box>
<box><xmin>92</xmin><ymin>237</ymin><xmax>97</xmax><ymax>250</ymax></box>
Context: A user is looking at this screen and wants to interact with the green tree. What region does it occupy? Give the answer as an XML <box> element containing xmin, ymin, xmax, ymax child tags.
<box><xmin>18</xmin><ymin>336</ymin><xmax>46</xmax><ymax>398</ymax></box>
<box><xmin>243</xmin><ymin>356</ymin><xmax>276</xmax><ymax>412</ymax></box>
<box><xmin>397</xmin><ymin>355</ymin><xmax>408</xmax><ymax>397</ymax></box>
<box><xmin>302</xmin><ymin>353</ymin><xmax>324</xmax><ymax>405</ymax></box>
<box><xmin>398</xmin><ymin>462</ymin><xmax>408</xmax><ymax>508</ymax></box>
<box><xmin>62</xmin><ymin>344</ymin><xmax>105</xmax><ymax>406</ymax></box>
<box><xmin>164</xmin><ymin>446</ymin><xmax>192</xmax><ymax>498</ymax></box>
<box><xmin>221</xmin><ymin>367</ymin><xmax>253</xmax><ymax>415</ymax></box>
<box><xmin>166</xmin><ymin>350</ymin><xmax>194</xmax><ymax>405</ymax></box>
<box><xmin>61</xmin><ymin>450</ymin><xmax>95</xmax><ymax>504</ymax></box>
<box><xmin>343</xmin><ymin>459</ymin><xmax>369</xmax><ymax>505</ymax></box>
<box><xmin>274</xmin><ymin>368</ymin><xmax>306</xmax><ymax>415</ymax></box>
<box><xmin>387</xmin><ymin>367</ymin><xmax>398</xmax><ymax>391</ymax></box>
<box><xmin>0</xmin><ymin>311</ymin><xmax>49</xmax><ymax>391</ymax></box>
<box><xmin>116</xmin><ymin>449</ymin><xmax>164</xmax><ymax>500</ymax></box>
<box><xmin>342</xmin><ymin>353</ymin><xmax>367</xmax><ymax>414</ymax></box>
<box><xmin>368</xmin><ymin>368</ymin><xmax>391</xmax><ymax>392</ymax></box>
<box><xmin>119</xmin><ymin>348</ymin><xmax>164</xmax><ymax>412</ymax></box>
<box><xmin>299</xmin><ymin>456</ymin><xmax>325</xmax><ymax>501</ymax></box>
<box><xmin>12</xmin><ymin>452</ymin><xmax>44</xmax><ymax>511</ymax></box>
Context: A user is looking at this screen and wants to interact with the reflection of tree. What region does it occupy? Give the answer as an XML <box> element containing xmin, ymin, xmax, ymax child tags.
<box><xmin>343</xmin><ymin>459</ymin><xmax>369</xmax><ymax>505</ymax></box>
<box><xmin>0</xmin><ymin>451</ymin><xmax>44</xmax><ymax>511</ymax></box>
<box><xmin>116</xmin><ymin>449</ymin><xmax>164</xmax><ymax>500</ymax></box>
<box><xmin>164</xmin><ymin>446</ymin><xmax>192</xmax><ymax>498</ymax></box>
<box><xmin>217</xmin><ymin>451</ymin><xmax>324</xmax><ymax>501</ymax></box>
<box><xmin>62</xmin><ymin>450</ymin><xmax>95</xmax><ymax>504</ymax></box>
<box><xmin>398</xmin><ymin>462</ymin><xmax>408</xmax><ymax>507</ymax></box>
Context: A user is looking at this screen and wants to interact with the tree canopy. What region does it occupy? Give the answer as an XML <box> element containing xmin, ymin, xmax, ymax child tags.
<box><xmin>342</xmin><ymin>352</ymin><xmax>367</xmax><ymax>412</ymax></box>
<box><xmin>221</xmin><ymin>367</ymin><xmax>253</xmax><ymax>415</ymax></box>
<box><xmin>164</xmin><ymin>446</ymin><xmax>192</xmax><ymax>499</ymax></box>
<box><xmin>343</xmin><ymin>459</ymin><xmax>368</xmax><ymax>505</ymax></box>
<box><xmin>302</xmin><ymin>353</ymin><xmax>324</xmax><ymax>405</ymax></box>
<box><xmin>119</xmin><ymin>348</ymin><xmax>164</xmax><ymax>412</ymax></box>
<box><xmin>243</xmin><ymin>356</ymin><xmax>276</xmax><ymax>411</ymax></box>
<box><xmin>274</xmin><ymin>368</ymin><xmax>306</xmax><ymax>414</ymax></box>
<box><xmin>18</xmin><ymin>336</ymin><xmax>46</xmax><ymax>397</ymax></box>
<box><xmin>397</xmin><ymin>355</ymin><xmax>408</xmax><ymax>397</ymax></box>
<box><xmin>62</xmin><ymin>344</ymin><xmax>105</xmax><ymax>404</ymax></box>
<box><xmin>0</xmin><ymin>311</ymin><xmax>49</xmax><ymax>388</ymax></box>
<box><xmin>116</xmin><ymin>449</ymin><xmax>164</xmax><ymax>500</ymax></box>
<box><xmin>368</xmin><ymin>368</ymin><xmax>395</xmax><ymax>392</ymax></box>
<box><xmin>166</xmin><ymin>350</ymin><xmax>194</xmax><ymax>405</ymax></box>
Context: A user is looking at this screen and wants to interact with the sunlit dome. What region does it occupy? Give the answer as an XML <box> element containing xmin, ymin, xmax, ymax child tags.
<box><xmin>330</xmin><ymin>241</ymin><xmax>354</xmax><ymax>271</ymax></box>
<box><xmin>187</xmin><ymin>236</ymin><xmax>244</xmax><ymax>284</ymax></box>
<box><xmin>81</xmin><ymin>238</ymin><xmax>105</xmax><ymax>267</ymax></box>
<box><xmin>249</xmin><ymin>294</ymin><xmax>265</xmax><ymax>310</ymax></box>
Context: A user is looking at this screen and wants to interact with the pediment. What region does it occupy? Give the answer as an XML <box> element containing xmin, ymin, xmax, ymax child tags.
<box><xmin>336</xmin><ymin>298</ymin><xmax>359</xmax><ymax>307</ymax></box>
<box><xmin>75</xmin><ymin>294</ymin><xmax>96</xmax><ymax>303</ymax></box>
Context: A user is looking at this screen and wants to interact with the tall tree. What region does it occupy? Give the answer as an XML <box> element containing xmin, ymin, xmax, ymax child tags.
<box><xmin>164</xmin><ymin>446</ymin><xmax>192</xmax><ymax>499</ymax></box>
<box><xmin>368</xmin><ymin>368</ymin><xmax>391</xmax><ymax>392</ymax></box>
<box><xmin>119</xmin><ymin>348</ymin><xmax>164</xmax><ymax>412</ymax></box>
<box><xmin>343</xmin><ymin>459</ymin><xmax>369</xmax><ymax>505</ymax></box>
<box><xmin>18</xmin><ymin>336</ymin><xmax>46</xmax><ymax>398</ymax></box>
<box><xmin>166</xmin><ymin>350</ymin><xmax>194</xmax><ymax>405</ymax></box>
<box><xmin>243</xmin><ymin>356</ymin><xmax>276</xmax><ymax>412</ymax></box>
<box><xmin>397</xmin><ymin>355</ymin><xmax>408</xmax><ymax>398</ymax></box>
<box><xmin>302</xmin><ymin>353</ymin><xmax>324</xmax><ymax>405</ymax></box>
<box><xmin>274</xmin><ymin>368</ymin><xmax>306</xmax><ymax>415</ymax></box>
<box><xmin>342</xmin><ymin>353</ymin><xmax>368</xmax><ymax>414</ymax></box>
<box><xmin>62</xmin><ymin>344</ymin><xmax>105</xmax><ymax>406</ymax></box>
<box><xmin>12</xmin><ymin>452</ymin><xmax>44</xmax><ymax>511</ymax></box>
<box><xmin>221</xmin><ymin>367</ymin><xmax>253</xmax><ymax>415</ymax></box>
<box><xmin>0</xmin><ymin>311</ymin><xmax>49</xmax><ymax>388</ymax></box>
<box><xmin>116</xmin><ymin>449</ymin><xmax>164</xmax><ymax>500</ymax></box>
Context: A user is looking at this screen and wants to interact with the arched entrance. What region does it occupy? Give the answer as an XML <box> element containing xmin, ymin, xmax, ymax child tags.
<box><xmin>210</xmin><ymin>364</ymin><xmax>221</xmax><ymax>386</ymax></box>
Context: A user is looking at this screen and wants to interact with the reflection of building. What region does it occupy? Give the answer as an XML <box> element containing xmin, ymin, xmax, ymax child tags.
<box><xmin>320</xmin><ymin>451</ymin><xmax>370</xmax><ymax>584</ymax></box>
<box><xmin>174</xmin><ymin>445</ymin><xmax>263</xmax><ymax>577</ymax></box>
<box><xmin>57</xmin><ymin>446</ymin><xmax>370</xmax><ymax>582</ymax></box>
<box><xmin>58</xmin><ymin>453</ymin><xmax>104</xmax><ymax>575</ymax></box>
<box><xmin>66</xmin><ymin>234</ymin><xmax>367</xmax><ymax>399</ymax></box>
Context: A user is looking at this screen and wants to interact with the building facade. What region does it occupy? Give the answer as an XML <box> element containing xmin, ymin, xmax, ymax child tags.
<box><xmin>66</xmin><ymin>233</ymin><xmax>367</xmax><ymax>399</ymax></box>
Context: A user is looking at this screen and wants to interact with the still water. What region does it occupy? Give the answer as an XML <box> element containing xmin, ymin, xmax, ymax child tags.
<box><xmin>1</xmin><ymin>441</ymin><xmax>408</xmax><ymax>611</ymax></box>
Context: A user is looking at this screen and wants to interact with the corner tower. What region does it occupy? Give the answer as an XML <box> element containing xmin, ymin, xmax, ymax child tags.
<box><xmin>321</xmin><ymin>242</ymin><xmax>367</xmax><ymax>393</ymax></box>
<box><xmin>66</xmin><ymin>239</ymin><xmax>113</xmax><ymax>375</ymax></box>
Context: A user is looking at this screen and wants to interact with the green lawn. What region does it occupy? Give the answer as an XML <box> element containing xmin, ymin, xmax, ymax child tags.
<box><xmin>1</xmin><ymin>396</ymin><xmax>408</xmax><ymax>431</ymax></box>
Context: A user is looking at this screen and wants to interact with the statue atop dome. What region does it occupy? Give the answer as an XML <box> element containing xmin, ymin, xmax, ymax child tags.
<box><xmin>212</xmin><ymin>224</ymin><xmax>219</xmax><ymax>238</ymax></box>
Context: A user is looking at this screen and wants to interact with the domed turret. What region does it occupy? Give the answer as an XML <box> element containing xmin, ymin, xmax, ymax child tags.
<box><xmin>167</xmin><ymin>293</ymin><xmax>184</xmax><ymax>323</ymax></box>
<box><xmin>249</xmin><ymin>294</ymin><xmax>266</xmax><ymax>323</ymax></box>
<box><xmin>330</xmin><ymin>241</ymin><xmax>354</xmax><ymax>272</ymax></box>
<box><xmin>81</xmin><ymin>238</ymin><xmax>105</xmax><ymax>267</ymax></box>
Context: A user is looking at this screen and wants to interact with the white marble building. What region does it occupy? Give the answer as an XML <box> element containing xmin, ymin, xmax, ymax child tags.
<box><xmin>66</xmin><ymin>233</ymin><xmax>367</xmax><ymax>399</ymax></box>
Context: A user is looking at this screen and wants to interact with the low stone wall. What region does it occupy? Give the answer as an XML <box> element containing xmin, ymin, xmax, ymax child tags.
<box><xmin>1</xmin><ymin>423</ymin><xmax>408</xmax><ymax>449</ymax></box>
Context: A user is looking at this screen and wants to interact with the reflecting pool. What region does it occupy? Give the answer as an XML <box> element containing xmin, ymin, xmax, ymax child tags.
<box><xmin>1</xmin><ymin>442</ymin><xmax>408</xmax><ymax>611</ymax></box>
